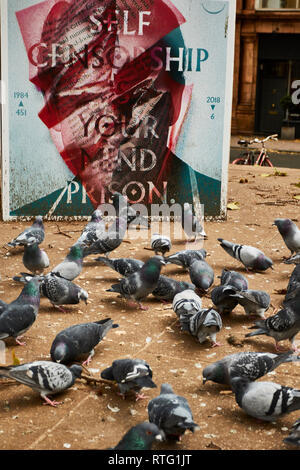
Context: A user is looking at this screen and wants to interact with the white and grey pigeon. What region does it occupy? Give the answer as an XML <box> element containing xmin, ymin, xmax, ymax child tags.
<box><xmin>188</xmin><ymin>259</ymin><xmax>214</xmax><ymax>293</ymax></box>
<box><xmin>181</xmin><ymin>203</ymin><xmax>207</xmax><ymax>241</ymax></box>
<box><xmin>245</xmin><ymin>304</ymin><xmax>300</xmax><ymax>352</ymax></box>
<box><xmin>164</xmin><ymin>249</ymin><xmax>207</xmax><ymax>269</ymax></box>
<box><xmin>179</xmin><ymin>307</ymin><xmax>222</xmax><ymax>347</ymax></box>
<box><xmin>51</xmin><ymin>244</ymin><xmax>84</xmax><ymax>281</ymax></box>
<box><xmin>172</xmin><ymin>289</ymin><xmax>202</xmax><ymax>319</ymax></box>
<box><xmin>22</xmin><ymin>241</ymin><xmax>50</xmax><ymax>275</ymax></box>
<box><xmin>0</xmin><ymin>360</ymin><xmax>82</xmax><ymax>407</ymax></box>
<box><xmin>82</xmin><ymin>216</ymin><xmax>127</xmax><ymax>258</ymax></box>
<box><xmin>95</xmin><ymin>257</ymin><xmax>144</xmax><ymax>277</ymax></box>
<box><xmin>106</xmin><ymin>256</ymin><xmax>166</xmax><ymax>310</ymax></box>
<box><xmin>231</xmin><ymin>376</ymin><xmax>300</xmax><ymax>422</ymax></box>
<box><xmin>0</xmin><ymin>278</ymin><xmax>40</xmax><ymax>346</ymax></box>
<box><xmin>150</xmin><ymin>233</ymin><xmax>172</xmax><ymax>256</ymax></box>
<box><xmin>234</xmin><ymin>289</ymin><xmax>271</xmax><ymax>319</ymax></box>
<box><xmin>218</xmin><ymin>268</ymin><xmax>249</xmax><ymax>291</ymax></box>
<box><xmin>50</xmin><ymin>318</ymin><xmax>119</xmax><ymax>365</ymax></box>
<box><xmin>12</xmin><ymin>272</ymin><xmax>88</xmax><ymax>312</ymax></box>
<box><xmin>152</xmin><ymin>275</ymin><xmax>195</xmax><ymax>302</ymax></box>
<box><xmin>273</xmin><ymin>218</ymin><xmax>300</xmax><ymax>255</ymax></box>
<box><xmin>284</xmin><ymin>417</ymin><xmax>300</xmax><ymax>447</ymax></box>
<box><xmin>7</xmin><ymin>216</ymin><xmax>45</xmax><ymax>248</ymax></box>
<box><xmin>218</xmin><ymin>238</ymin><xmax>273</xmax><ymax>272</ymax></box>
<box><xmin>210</xmin><ymin>285</ymin><xmax>240</xmax><ymax>315</ymax></box>
<box><xmin>202</xmin><ymin>351</ymin><xmax>300</xmax><ymax>387</ymax></box>
<box><xmin>148</xmin><ymin>383</ymin><xmax>199</xmax><ymax>441</ymax></box>
<box><xmin>101</xmin><ymin>358</ymin><xmax>157</xmax><ymax>401</ymax></box>
<box><xmin>76</xmin><ymin>209</ymin><xmax>105</xmax><ymax>246</ymax></box>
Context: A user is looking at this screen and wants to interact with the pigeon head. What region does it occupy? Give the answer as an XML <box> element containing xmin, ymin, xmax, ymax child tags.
<box><xmin>115</xmin><ymin>422</ymin><xmax>165</xmax><ymax>450</ymax></box>
<box><xmin>68</xmin><ymin>244</ymin><xmax>83</xmax><ymax>261</ymax></box>
<box><xmin>91</xmin><ymin>209</ymin><xmax>103</xmax><ymax>222</ymax></box>
<box><xmin>230</xmin><ymin>376</ymin><xmax>250</xmax><ymax>396</ymax></box>
<box><xmin>22</xmin><ymin>278</ymin><xmax>41</xmax><ymax>298</ymax></box>
<box><xmin>202</xmin><ymin>363</ymin><xmax>225</xmax><ymax>385</ymax></box>
<box><xmin>142</xmin><ymin>256</ymin><xmax>166</xmax><ymax>282</ymax></box>
<box><xmin>79</xmin><ymin>289</ymin><xmax>89</xmax><ymax>304</ymax></box>
<box><xmin>273</xmin><ymin>218</ymin><xmax>295</xmax><ymax>236</ymax></box>
<box><xmin>252</xmin><ymin>254</ymin><xmax>273</xmax><ymax>271</ymax></box>
<box><xmin>160</xmin><ymin>383</ymin><xmax>174</xmax><ymax>394</ymax></box>
<box><xmin>33</xmin><ymin>216</ymin><xmax>44</xmax><ymax>227</ymax></box>
<box><xmin>69</xmin><ymin>364</ymin><xmax>83</xmax><ymax>379</ymax></box>
<box><xmin>51</xmin><ymin>342</ymin><xmax>69</xmax><ymax>363</ymax></box>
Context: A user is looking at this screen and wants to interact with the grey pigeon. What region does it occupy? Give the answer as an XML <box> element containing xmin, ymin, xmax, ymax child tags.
<box><xmin>218</xmin><ymin>238</ymin><xmax>273</xmax><ymax>271</ymax></box>
<box><xmin>50</xmin><ymin>318</ymin><xmax>119</xmax><ymax>365</ymax></box>
<box><xmin>106</xmin><ymin>256</ymin><xmax>166</xmax><ymax>310</ymax></box>
<box><xmin>188</xmin><ymin>259</ymin><xmax>214</xmax><ymax>292</ymax></box>
<box><xmin>172</xmin><ymin>289</ymin><xmax>202</xmax><ymax>318</ymax></box>
<box><xmin>150</xmin><ymin>233</ymin><xmax>172</xmax><ymax>255</ymax></box>
<box><xmin>51</xmin><ymin>244</ymin><xmax>84</xmax><ymax>281</ymax></box>
<box><xmin>211</xmin><ymin>285</ymin><xmax>240</xmax><ymax>314</ymax></box>
<box><xmin>219</xmin><ymin>268</ymin><xmax>249</xmax><ymax>291</ymax></box>
<box><xmin>231</xmin><ymin>376</ymin><xmax>300</xmax><ymax>422</ymax></box>
<box><xmin>284</xmin><ymin>253</ymin><xmax>300</xmax><ymax>265</ymax></box>
<box><xmin>179</xmin><ymin>307</ymin><xmax>222</xmax><ymax>347</ymax></box>
<box><xmin>286</xmin><ymin>265</ymin><xmax>300</xmax><ymax>295</ymax></box>
<box><xmin>111</xmin><ymin>192</ymin><xmax>149</xmax><ymax>227</ymax></box>
<box><xmin>284</xmin><ymin>417</ymin><xmax>300</xmax><ymax>447</ymax></box>
<box><xmin>7</xmin><ymin>216</ymin><xmax>45</xmax><ymax>248</ymax></box>
<box><xmin>101</xmin><ymin>358</ymin><xmax>157</xmax><ymax>401</ymax></box>
<box><xmin>182</xmin><ymin>203</ymin><xmax>207</xmax><ymax>241</ymax></box>
<box><xmin>148</xmin><ymin>383</ymin><xmax>199</xmax><ymax>441</ymax></box>
<box><xmin>273</xmin><ymin>218</ymin><xmax>300</xmax><ymax>255</ymax></box>
<box><xmin>12</xmin><ymin>272</ymin><xmax>88</xmax><ymax>312</ymax></box>
<box><xmin>22</xmin><ymin>241</ymin><xmax>50</xmax><ymax>275</ymax></box>
<box><xmin>152</xmin><ymin>275</ymin><xmax>195</xmax><ymax>302</ymax></box>
<box><xmin>235</xmin><ymin>289</ymin><xmax>271</xmax><ymax>318</ymax></box>
<box><xmin>0</xmin><ymin>278</ymin><xmax>40</xmax><ymax>346</ymax></box>
<box><xmin>82</xmin><ymin>216</ymin><xmax>127</xmax><ymax>258</ymax></box>
<box><xmin>164</xmin><ymin>249</ymin><xmax>207</xmax><ymax>269</ymax></box>
<box><xmin>95</xmin><ymin>257</ymin><xmax>144</xmax><ymax>277</ymax></box>
<box><xmin>245</xmin><ymin>304</ymin><xmax>300</xmax><ymax>352</ymax></box>
<box><xmin>0</xmin><ymin>360</ymin><xmax>82</xmax><ymax>407</ymax></box>
<box><xmin>111</xmin><ymin>422</ymin><xmax>165</xmax><ymax>450</ymax></box>
<box><xmin>202</xmin><ymin>351</ymin><xmax>300</xmax><ymax>386</ymax></box>
<box><xmin>76</xmin><ymin>209</ymin><xmax>105</xmax><ymax>246</ymax></box>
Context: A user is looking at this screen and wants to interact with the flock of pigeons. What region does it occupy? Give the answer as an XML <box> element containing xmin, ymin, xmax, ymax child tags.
<box><xmin>1</xmin><ymin>194</ymin><xmax>300</xmax><ymax>450</ymax></box>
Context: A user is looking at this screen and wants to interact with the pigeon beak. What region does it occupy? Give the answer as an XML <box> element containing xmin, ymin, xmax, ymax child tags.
<box><xmin>155</xmin><ymin>430</ymin><xmax>166</xmax><ymax>441</ymax></box>
<box><xmin>202</xmin><ymin>378</ymin><xmax>207</xmax><ymax>385</ymax></box>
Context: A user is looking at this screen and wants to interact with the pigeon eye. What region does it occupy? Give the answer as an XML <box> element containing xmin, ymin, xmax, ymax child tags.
<box><xmin>146</xmin><ymin>431</ymin><xmax>153</xmax><ymax>435</ymax></box>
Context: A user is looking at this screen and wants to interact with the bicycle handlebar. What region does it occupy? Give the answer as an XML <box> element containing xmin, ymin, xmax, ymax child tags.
<box><xmin>253</xmin><ymin>134</ymin><xmax>278</xmax><ymax>144</ymax></box>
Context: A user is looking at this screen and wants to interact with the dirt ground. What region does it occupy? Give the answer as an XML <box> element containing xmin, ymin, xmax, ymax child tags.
<box><xmin>1</xmin><ymin>163</ymin><xmax>300</xmax><ymax>451</ymax></box>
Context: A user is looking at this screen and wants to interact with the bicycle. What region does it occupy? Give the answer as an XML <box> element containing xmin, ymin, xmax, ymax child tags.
<box><xmin>232</xmin><ymin>134</ymin><xmax>278</xmax><ymax>167</ymax></box>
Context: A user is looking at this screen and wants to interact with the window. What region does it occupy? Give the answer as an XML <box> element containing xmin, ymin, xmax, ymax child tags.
<box><xmin>256</xmin><ymin>0</ymin><xmax>300</xmax><ymax>8</ymax></box>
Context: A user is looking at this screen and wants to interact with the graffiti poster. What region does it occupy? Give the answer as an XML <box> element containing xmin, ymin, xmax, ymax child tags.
<box><xmin>1</xmin><ymin>0</ymin><xmax>236</xmax><ymax>220</ymax></box>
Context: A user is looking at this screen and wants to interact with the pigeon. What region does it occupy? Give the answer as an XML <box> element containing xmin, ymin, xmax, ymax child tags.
<box><xmin>111</xmin><ymin>192</ymin><xmax>149</xmax><ymax>227</ymax></box>
<box><xmin>150</xmin><ymin>233</ymin><xmax>172</xmax><ymax>255</ymax></box>
<box><xmin>12</xmin><ymin>272</ymin><xmax>88</xmax><ymax>312</ymax></box>
<box><xmin>231</xmin><ymin>376</ymin><xmax>300</xmax><ymax>422</ymax></box>
<box><xmin>245</xmin><ymin>304</ymin><xmax>300</xmax><ymax>352</ymax></box>
<box><xmin>164</xmin><ymin>249</ymin><xmax>207</xmax><ymax>269</ymax></box>
<box><xmin>95</xmin><ymin>257</ymin><xmax>144</xmax><ymax>277</ymax></box>
<box><xmin>82</xmin><ymin>216</ymin><xmax>127</xmax><ymax>258</ymax></box>
<box><xmin>286</xmin><ymin>265</ymin><xmax>300</xmax><ymax>295</ymax></box>
<box><xmin>172</xmin><ymin>289</ymin><xmax>202</xmax><ymax>318</ymax></box>
<box><xmin>188</xmin><ymin>259</ymin><xmax>214</xmax><ymax>292</ymax></box>
<box><xmin>179</xmin><ymin>307</ymin><xmax>222</xmax><ymax>347</ymax></box>
<box><xmin>284</xmin><ymin>417</ymin><xmax>300</xmax><ymax>447</ymax></box>
<box><xmin>218</xmin><ymin>268</ymin><xmax>249</xmax><ymax>291</ymax></box>
<box><xmin>284</xmin><ymin>253</ymin><xmax>300</xmax><ymax>265</ymax></box>
<box><xmin>210</xmin><ymin>285</ymin><xmax>240</xmax><ymax>314</ymax></box>
<box><xmin>218</xmin><ymin>238</ymin><xmax>273</xmax><ymax>271</ymax></box>
<box><xmin>0</xmin><ymin>360</ymin><xmax>82</xmax><ymax>407</ymax></box>
<box><xmin>50</xmin><ymin>318</ymin><xmax>119</xmax><ymax>365</ymax></box>
<box><xmin>22</xmin><ymin>242</ymin><xmax>50</xmax><ymax>275</ymax></box>
<box><xmin>235</xmin><ymin>289</ymin><xmax>271</xmax><ymax>318</ymax></box>
<box><xmin>76</xmin><ymin>209</ymin><xmax>105</xmax><ymax>246</ymax></box>
<box><xmin>110</xmin><ymin>422</ymin><xmax>165</xmax><ymax>450</ymax></box>
<box><xmin>7</xmin><ymin>216</ymin><xmax>45</xmax><ymax>248</ymax></box>
<box><xmin>181</xmin><ymin>203</ymin><xmax>207</xmax><ymax>241</ymax></box>
<box><xmin>106</xmin><ymin>256</ymin><xmax>166</xmax><ymax>310</ymax></box>
<box><xmin>152</xmin><ymin>275</ymin><xmax>195</xmax><ymax>302</ymax></box>
<box><xmin>0</xmin><ymin>278</ymin><xmax>40</xmax><ymax>346</ymax></box>
<box><xmin>148</xmin><ymin>383</ymin><xmax>199</xmax><ymax>441</ymax></box>
<box><xmin>51</xmin><ymin>244</ymin><xmax>84</xmax><ymax>281</ymax></box>
<box><xmin>101</xmin><ymin>358</ymin><xmax>157</xmax><ymax>400</ymax></box>
<box><xmin>273</xmin><ymin>218</ymin><xmax>300</xmax><ymax>255</ymax></box>
<box><xmin>202</xmin><ymin>351</ymin><xmax>300</xmax><ymax>386</ymax></box>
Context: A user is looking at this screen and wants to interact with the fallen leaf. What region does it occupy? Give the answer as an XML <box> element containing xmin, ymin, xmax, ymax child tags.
<box><xmin>293</xmin><ymin>195</ymin><xmax>300</xmax><ymax>200</ymax></box>
<box><xmin>260</xmin><ymin>173</ymin><xmax>272</xmax><ymax>178</ymax></box>
<box><xmin>12</xmin><ymin>350</ymin><xmax>20</xmax><ymax>366</ymax></box>
<box><xmin>227</xmin><ymin>202</ymin><xmax>240</xmax><ymax>210</ymax></box>
<box><xmin>107</xmin><ymin>404</ymin><xmax>120</xmax><ymax>413</ymax></box>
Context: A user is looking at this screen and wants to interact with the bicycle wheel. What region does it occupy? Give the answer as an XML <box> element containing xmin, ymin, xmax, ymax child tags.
<box><xmin>261</xmin><ymin>157</ymin><xmax>273</xmax><ymax>167</ymax></box>
<box><xmin>232</xmin><ymin>158</ymin><xmax>247</xmax><ymax>165</ymax></box>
